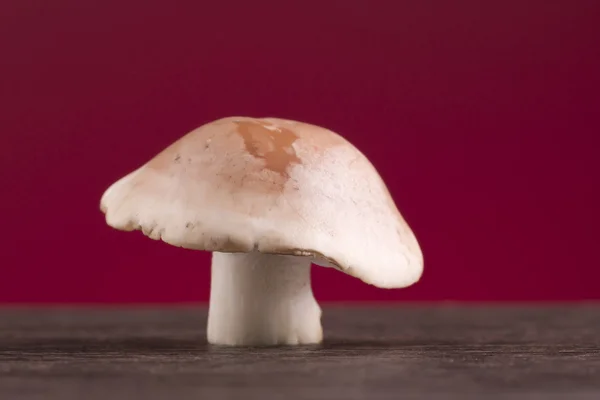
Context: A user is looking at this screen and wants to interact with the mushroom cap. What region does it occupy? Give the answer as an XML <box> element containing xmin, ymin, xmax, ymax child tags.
<box><xmin>100</xmin><ymin>117</ymin><xmax>423</xmax><ymax>288</ymax></box>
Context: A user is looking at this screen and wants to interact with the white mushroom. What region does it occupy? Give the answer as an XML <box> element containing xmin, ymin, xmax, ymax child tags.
<box><xmin>100</xmin><ymin>117</ymin><xmax>423</xmax><ymax>346</ymax></box>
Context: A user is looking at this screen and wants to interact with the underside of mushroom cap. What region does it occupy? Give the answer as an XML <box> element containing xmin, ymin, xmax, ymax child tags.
<box><xmin>100</xmin><ymin>116</ymin><xmax>423</xmax><ymax>288</ymax></box>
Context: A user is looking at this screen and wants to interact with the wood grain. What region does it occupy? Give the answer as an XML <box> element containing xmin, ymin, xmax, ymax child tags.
<box><xmin>1</xmin><ymin>305</ymin><xmax>599</xmax><ymax>399</ymax></box>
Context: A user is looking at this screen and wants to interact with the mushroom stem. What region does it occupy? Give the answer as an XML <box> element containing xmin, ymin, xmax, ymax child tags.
<box><xmin>207</xmin><ymin>251</ymin><xmax>323</xmax><ymax>346</ymax></box>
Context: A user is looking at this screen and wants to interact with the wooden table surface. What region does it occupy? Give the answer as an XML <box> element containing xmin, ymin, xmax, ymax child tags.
<box><xmin>0</xmin><ymin>305</ymin><xmax>599</xmax><ymax>399</ymax></box>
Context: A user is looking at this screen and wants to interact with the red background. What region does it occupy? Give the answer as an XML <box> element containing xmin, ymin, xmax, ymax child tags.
<box><xmin>2</xmin><ymin>1</ymin><xmax>599</xmax><ymax>303</ymax></box>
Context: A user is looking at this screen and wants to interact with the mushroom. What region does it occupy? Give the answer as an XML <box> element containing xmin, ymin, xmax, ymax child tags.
<box><xmin>100</xmin><ymin>117</ymin><xmax>423</xmax><ymax>346</ymax></box>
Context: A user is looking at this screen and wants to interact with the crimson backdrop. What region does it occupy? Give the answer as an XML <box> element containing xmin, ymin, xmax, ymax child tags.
<box><xmin>2</xmin><ymin>1</ymin><xmax>599</xmax><ymax>303</ymax></box>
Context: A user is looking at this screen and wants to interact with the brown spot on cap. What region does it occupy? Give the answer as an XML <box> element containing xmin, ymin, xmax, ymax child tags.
<box><xmin>234</xmin><ymin>119</ymin><xmax>301</xmax><ymax>177</ymax></box>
